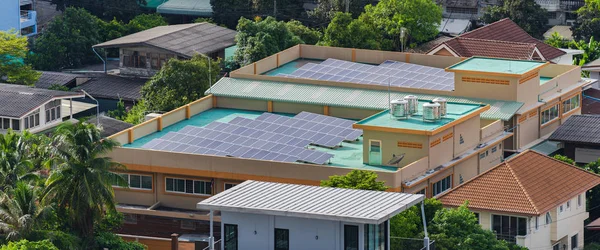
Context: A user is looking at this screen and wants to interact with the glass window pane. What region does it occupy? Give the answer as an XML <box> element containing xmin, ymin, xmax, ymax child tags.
<box><xmin>35</xmin><ymin>113</ymin><xmax>39</xmax><ymax>126</ymax></box>
<box><xmin>176</xmin><ymin>179</ymin><xmax>185</xmax><ymax>192</ymax></box>
<box><xmin>51</xmin><ymin>109</ymin><xmax>56</xmax><ymax>120</ymax></box>
<box><xmin>56</xmin><ymin>107</ymin><xmax>61</xmax><ymax>119</ymax></box>
<box><xmin>130</xmin><ymin>175</ymin><xmax>141</xmax><ymax>188</ymax></box>
<box><xmin>492</xmin><ymin>215</ymin><xmax>501</xmax><ymax>234</ymax></box>
<box><xmin>224</xmin><ymin>224</ymin><xmax>238</xmax><ymax>250</ymax></box>
<box><xmin>166</xmin><ymin>178</ymin><xmax>174</xmax><ymax>191</ymax></box>
<box><xmin>24</xmin><ymin>117</ymin><xmax>29</xmax><ymax>129</ymax></box>
<box><xmin>12</xmin><ymin>119</ymin><xmax>19</xmax><ymax>131</ymax></box>
<box><xmin>46</xmin><ymin>110</ymin><xmax>50</xmax><ymax>122</ymax></box>
<box><xmin>2</xmin><ymin>118</ymin><xmax>9</xmax><ymax>129</ymax></box>
<box><xmin>518</xmin><ymin>218</ymin><xmax>527</xmax><ymax>236</ymax></box>
<box><xmin>141</xmin><ymin>176</ymin><xmax>152</xmax><ymax>189</ymax></box>
<box><xmin>274</xmin><ymin>228</ymin><xmax>289</xmax><ymax>250</ymax></box>
<box><xmin>185</xmin><ymin>180</ymin><xmax>194</xmax><ymax>193</ymax></box>
<box><xmin>344</xmin><ymin>225</ymin><xmax>359</xmax><ymax>250</ymax></box>
<box><xmin>205</xmin><ymin>182</ymin><xmax>212</xmax><ymax>195</ymax></box>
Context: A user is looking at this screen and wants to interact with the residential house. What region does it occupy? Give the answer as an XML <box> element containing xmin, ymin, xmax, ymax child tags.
<box><xmin>87</xmin><ymin>115</ymin><xmax>133</xmax><ymax>138</ymax></box>
<box><xmin>74</xmin><ymin>74</ymin><xmax>146</xmax><ymax>112</ymax></box>
<box><xmin>157</xmin><ymin>0</ymin><xmax>212</xmax><ymax>17</ymax></box>
<box><xmin>34</xmin><ymin>71</ymin><xmax>88</xmax><ymax>89</ymax></box>
<box><xmin>427</xmin><ymin>18</ymin><xmax>576</xmax><ymax>64</ymax></box>
<box><xmin>0</xmin><ymin>0</ymin><xmax>37</xmax><ymax>36</ymax></box>
<box><xmin>93</xmin><ymin>23</ymin><xmax>236</xmax><ymax>77</ymax></box>
<box><xmin>583</xmin><ymin>59</ymin><xmax>600</xmax><ymax>83</ymax></box>
<box><xmin>197</xmin><ymin>180</ymin><xmax>425</xmax><ymax>250</ymax></box>
<box><xmin>0</xmin><ymin>83</ymin><xmax>87</xmax><ymax>134</ymax></box>
<box><xmin>105</xmin><ymin>45</ymin><xmax>591</xmax><ymax>240</ymax></box>
<box><xmin>549</xmin><ymin>115</ymin><xmax>600</xmax><ymax>163</ymax></box>
<box><xmin>438</xmin><ymin>150</ymin><xmax>600</xmax><ymax>249</ymax></box>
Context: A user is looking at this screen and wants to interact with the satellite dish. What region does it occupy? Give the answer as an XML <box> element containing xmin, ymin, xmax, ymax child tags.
<box><xmin>387</xmin><ymin>153</ymin><xmax>405</xmax><ymax>165</ymax></box>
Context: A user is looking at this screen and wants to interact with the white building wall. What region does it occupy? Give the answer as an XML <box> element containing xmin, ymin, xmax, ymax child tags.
<box><xmin>220</xmin><ymin>211</ymin><xmax>346</xmax><ymax>250</ymax></box>
<box><xmin>556</xmin><ymin>193</ymin><xmax>587</xmax><ymax>249</ymax></box>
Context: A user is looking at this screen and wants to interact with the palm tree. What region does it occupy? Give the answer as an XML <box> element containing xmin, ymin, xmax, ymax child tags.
<box><xmin>0</xmin><ymin>181</ymin><xmax>52</xmax><ymax>241</ymax></box>
<box><xmin>0</xmin><ymin>131</ymin><xmax>39</xmax><ymax>190</ymax></box>
<box><xmin>42</xmin><ymin>122</ymin><xmax>127</xmax><ymax>242</ymax></box>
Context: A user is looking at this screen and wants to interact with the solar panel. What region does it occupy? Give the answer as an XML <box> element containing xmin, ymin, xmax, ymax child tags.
<box><xmin>294</xmin><ymin>112</ymin><xmax>362</xmax><ymax>141</ymax></box>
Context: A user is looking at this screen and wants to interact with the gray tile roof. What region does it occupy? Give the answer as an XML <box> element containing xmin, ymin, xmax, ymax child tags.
<box><xmin>0</xmin><ymin>83</ymin><xmax>84</xmax><ymax>118</ymax></box>
<box><xmin>74</xmin><ymin>75</ymin><xmax>146</xmax><ymax>101</ymax></box>
<box><xmin>87</xmin><ymin>115</ymin><xmax>133</xmax><ymax>138</ymax></box>
<box><xmin>93</xmin><ymin>23</ymin><xmax>237</xmax><ymax>57</ymax></box>
<box><xmin>35</xmin><ymin>71</ymin><xmax>80</xmax><ymax>89</ymax></box>
<box><xmin>197</xmin><ymin>180</ymin><xmax>424</xmax><ymax>224</ymax></box>
<box><xmin>548</xmin><ymin>115</ymin><xmax>600</xmax><ymax>144</ymax></box>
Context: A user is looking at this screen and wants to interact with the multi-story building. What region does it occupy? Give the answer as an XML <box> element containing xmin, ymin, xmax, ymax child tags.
<box><xmin>0</xmin><ymin>0</ymin><xmax>37</xmax><ymax>36</ymax></box>
<box><xmin>439</xmin><ymin>150</ymin><xmax>600</xmax><ymax>249</ymax></box>
<box><xmin>106</xmin><ymin>45</ymin><xmax>593</xmax><ymax>241</ymax></box>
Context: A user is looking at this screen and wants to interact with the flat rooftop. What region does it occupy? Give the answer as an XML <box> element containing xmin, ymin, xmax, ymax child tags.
<box><xmin>124</xmin><ymin>108</ymin><xmax>398</xmax><ymax>172</ymax></box>
<box><xmin>447</xmin><ymin>57</ymin><xmax>547</xmax><ymax>75</ymax></box>
<box><xmin>356</xmin><ymin>101</ymin><xmax>483</xmax><ymax>131</ymax></box>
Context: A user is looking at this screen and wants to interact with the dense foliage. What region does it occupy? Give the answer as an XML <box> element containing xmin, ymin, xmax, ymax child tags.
<box><xmin>0</xmin><ymin>31</ymin><xmax>40</xmax><ymax>85</ymax></box>
<box><xmin>234</xmin><ymin>17</ymin><xmax>321</xmax><ymax>66</ymax></box>
<box><xmin>29</xmin><ymin>8</ymin><xmax>167</xmax><ymax>71</ymax></box>
<box><xmin>481</xmin><ymin>0</ymin><xmax>548</xmax><ymax>39</ymax></box>
<box><xmin>545</xmin><ymin>33</ymin><xmax>600</xmax><ymax>74</ymax></box>
<box><xmin>48</xmin><ymin>0</ymin><xmax>147</xmax><ymax>21</ymax></box>
<box><xmin>211</xmin><ymin>0</ymin><xmax>304</xmax><ymax>28</ymax></box>
<box><xmin>308</xmin><ymin>0</ymin><xmax>376</xmax><ymax>26</ymax></box>
<box><xmin>141</xmin><ymin>55</ymin><xmax>221</xmax><ymax>112</ymax></box>
<box><xmin>321</xmin><ymin>170</ymin><xmax>388</xmax><ymax>190</ymax></box>
<box><xmin>0</xmin><ymin>239</ymin><xmax>59</xmax><ymax>250</ymax></box>
<box><xmin>572</xmin><ymin>0</ymin><xmax>600</xmax><ymax>41</ymax></box>
<box><xmin>319</xmin><ymin>12</ymin><xmax>384</xmax><ymax>50</ymax></box>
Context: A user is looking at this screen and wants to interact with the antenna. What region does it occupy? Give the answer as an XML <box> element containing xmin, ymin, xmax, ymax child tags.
<box><xmin>388</xmin><ymin>77</ymin><xmax>391</xmax><ymax>118</ymax></box>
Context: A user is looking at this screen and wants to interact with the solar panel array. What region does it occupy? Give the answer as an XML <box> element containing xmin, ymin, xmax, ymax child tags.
<box><xmin>278</xmin><ymin>58</ymin><xmax>454</xmax><ymax>91</ymax></box>
<box><xmin>140</xmin><ymin>111</ymin><xmax>363</xmax><ymax>165</ymax></box>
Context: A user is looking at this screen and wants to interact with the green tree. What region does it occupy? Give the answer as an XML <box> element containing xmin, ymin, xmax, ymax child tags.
<box><xmin>553</xmin><ymin>154</ymin><xmax>575</xmax><ymax>165</ymax></box>
<box><xmin>390</xmin><ymin>198</ymin><xmax>443</xmax><ymax>238</ymax></box>
<box><xmin>42</xmin><ymin>122</ymin><xmax>127</xmax><ymax>242</ymax></box>
<box><xmin>285</xmin><ymin>20</ymin><xmax>322</xmax><ymax>45</ymax></box>
<box><xmin>142</xmin><ymin>55</ymin><xmax>220</xmax><ymax>112</ymax></box>
<box><xmin>234</xmin><ymin>17</ymin><xmax>305</xmax><ymax>66</ymax></box>
<box><xmin>359</xmin><ymin>0</ymin><xmax>442</xmax><ymax>49</ymax></box>
<box><xmin>319</xmin><ymin>12</ymin><xmax>384</xmax><ymax>50</ymax></box>
<box><xmin>107</xmin><ymin>99</ymin><xmax>127</xmax><ymax>121</ymax></box>
<box><xmin>0</xmin><ymin>239</ymin><xmax>58</xmax><ymax>250</ymax></box>
<box><xmin>47</xmin><ymin>84</ymin><xmax>70</xmax><ymax>91</ymax></box>
<box><xmin>0</xmin><ymin>31</ymin><xmax>40</xmax><ymax>85</ymax></box>
<box><xmin>95</xmin><ymin>232</ymin><xmax>146</xmax><ymax>250</ymax></box>
<box><xmin>210</xmin><ymin>0</ymin><xmax>252</xmax><ymax>28</ymax></box>
<box><xmin>430</xmin><ymin>202</ymin><xmax>526</xmax><ymax>250</ymax></box>
<box><xmin>0</xmin><ymin>182</ymin><xmax>52</xmax><ymax>241</ymax></box>
<box><xmin>126</xmin><ymin>13</ymin><xmax>168</xmax><ymax>34</ymax></box>
<box><xmin>29</xmin><ymin>8</ymin><xmax>103</xmax><ymax>71</ymax></box>
<box><xmin>308</xmin><ymin>0</ymin><xmax>376</xmax><ymax>26</ymax></box>
<box><xmin>49</xmin><ymin>0</ymin><xmax>147</xmax><ymax>21</ymax></box>
<box><xmin>481</xmin><ymin>0</ymin><xmax>548</xmax><ymax>39</ymax></box>
<box><xmin>570</xmin><ymin>37</ymin><xmax>600</xmax><ymax>67</ymax></box>
<box><xmin>0</xmin><ymin>131</ymin><xmax>40</xmax><ymax>191</ymax></box>
<box><xmin>123</xmin><ymin>99</ymin><xmax>148</xmax><ymax>125</ymax></box>
<box><xmin>321</xmin><ymin>170</ymin><xmax>388</xmax><ymax>190</ymax></box>
<box><xmin>545</xmin><ymin>32</ymin><xmax>571</xmax><ymax>49</ymax></box>
<box><xmin>572</xmin><ymin>0</ymin><xmax>600</xmax><ymax>41</ymax></box>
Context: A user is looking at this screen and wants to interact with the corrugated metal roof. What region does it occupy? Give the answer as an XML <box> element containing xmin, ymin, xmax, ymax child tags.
<box><xmin>197</xmin><ymin>180</ymin><xmax>424</xmax><ymax>224</ymax></box>
<box><xmin>208</xmin><ymin>78</ymin><xmax>523</xmax><ymax>121</ymax></box>
<box><xmin>549</xmin><ymin>115</ymin><xmax>600</xmax><ymax>144</ymax></box>
<box><xmin>157</xmin><ymin>0</ymin><xmax>212</xmax><ymax>16</ymax></box>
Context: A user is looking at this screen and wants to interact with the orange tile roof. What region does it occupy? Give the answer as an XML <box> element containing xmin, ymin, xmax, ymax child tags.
<box><xmin>438</xmin><ymin>150</ymin><xmax>600</xmax><ymax>216</ymax></box>
<box><xmin>434</xmin><ymin>38</ymin><xmax>543</xmax><ymax>60</ymax></box>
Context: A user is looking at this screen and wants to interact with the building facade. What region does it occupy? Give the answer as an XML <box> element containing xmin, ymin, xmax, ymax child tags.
<box><xmin>0</xmin><ymin>0</ymin><xmax>37</xmax><ymax>36</ymax></box>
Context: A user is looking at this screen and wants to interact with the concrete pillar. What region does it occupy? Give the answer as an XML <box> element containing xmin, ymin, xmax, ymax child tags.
<box><xmin>171</xmin><ymin>233</ymin><xmax>179</xmax><ymax>250</ymax></box>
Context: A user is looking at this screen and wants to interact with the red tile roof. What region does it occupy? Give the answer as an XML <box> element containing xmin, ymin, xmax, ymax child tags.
<box><xmin>436</xmin><ymin>37</ymin><xmax>543</xmax><ymax>60</ymax></box>
<box><xmin>438</xmin><ymin>150</ymin><xmax>600</xmax><ymax>216</ymax></box>
<box><xmin>428</xmin><ymin>18</ymin><xmax>565</xmax><ymax>61</ymax></box>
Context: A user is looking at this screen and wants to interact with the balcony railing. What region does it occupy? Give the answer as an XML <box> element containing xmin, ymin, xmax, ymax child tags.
<box><xmin>20</xmin><ymin>10</ymin><xmax>33</xmax><ymax>20</ymax></box>
<box><xmin>495</xmin><ymin>233</ymin><xmax>527</xmax><ymax>245</ymax></box>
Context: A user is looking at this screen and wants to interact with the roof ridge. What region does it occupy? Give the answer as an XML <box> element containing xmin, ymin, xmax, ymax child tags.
<box><xmin>457</xmin><ymin>37</ymin><xmax>537</xmax><ymax>47</ymax></box>
<box><xmin>457</xmin><ymin>18</ymin><xmax>512</xmax><ymax>38</ymax></box>
<box><xmin>528</xmin><ymin>149</ymin><xmax>600</xmax><ymax>179</ymax></box>
<box><xmin>504</xmin><ymin>158</ymin><xmax>540</xmax><ymax>214</ymax></box>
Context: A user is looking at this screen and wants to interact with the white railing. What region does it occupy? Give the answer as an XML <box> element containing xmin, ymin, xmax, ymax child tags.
<box><xmin>202</xmin><ymin>239</ymin><xmax>221</xmax><ymax>250</ymax></box>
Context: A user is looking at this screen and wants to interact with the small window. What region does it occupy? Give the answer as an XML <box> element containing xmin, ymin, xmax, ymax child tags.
<box><xmin>571</xmin><ymin>234</ymin><xmax>578</xmax><ymax>249</ymax></box>
<box><xmin>224</xmin><ymin>224</ymin><xmax>238</xmax><ymax>250</ymax></box>
<box><xmin>473</xmin><ymin>212</ymin><xmax>480</xmax><ymax>224</ymax></box>
<box><xmin>535</xmin><ymin>216</ymin><xmax>539</xmax><ymax>230</ymax></box>
<box><xmin>224</xmin><ymin>183</ymin><xmax>237</xmax><ymax>190</ymax></box>
<box><xmin>415</xmin><ymin>188</ymin><xmax>426</xmax><ymax>195</ymax></box>
<box><xmin>181</xmin><ymin>220</ymin><xmax>196</xmax><ymax>230</ymax></box>
<box><xmin>11</xmin><ymin>119</ymin><xmax>19</xmax><ymax>131</ymax></box>
<box><xmin>274</xmin><ymin>228</ymin><xmax>289</xmax><ymax>250</ymax></box>
<box><xmin>2</xmin><ymin>118</ymin><xmax>9</xmax><ymax>129</ymax></box>
<box><xmin>479</xmin><ymin>153</ymin><xmax>486</xmax><ymax>159</ymax></box>
<box><xmin>491</xmin><ymin>146</ymin><xmax>497</xmax><ymax>153</ymax></box>
<box><xmin>567</xmin><ymin>201</ymin><xmax>570</xmax><ymax>209</ymax></box>
<box><xmin>578</xmin><ymin>194</ymin><xmax>582</xmax><ymax>207</ymax></box>
<box><xmin>546</xmin><ymin>212</ymin><xmax>552</xmax><ymax>224</ymax></box>
<box><xmin>432</xmin><ymin>175</ymin><xmax>452</xmax><ymax>196</ymax></box>
<box><xmin>560</xmin><ymin>205</ymin><xmax>564</xmax><ymax>213</ymax></box>
<box><xmin>370</xmin><ymin>141</ymin><xmax>381</xmax><ymax>152</ymax></box>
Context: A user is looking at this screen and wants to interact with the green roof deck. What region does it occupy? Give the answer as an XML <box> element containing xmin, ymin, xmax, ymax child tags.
<box><xmin>447</xmin><ymin>57</ymin><xmax>547</xmax><ymax>75</ymax></box>
<box><xmin>356</xmin><ymin>101</ymin><xmax>482</xmax><ymax>131</ymax></box>
<box><xmin>123</xmin><ymin>108</ymin><xmax>397</xmax><ymax>172</ymax></box>
<box><xmin>209</xmin><ymin>77</ymin><xmax>523</xmax><ymax>121</ymax></box>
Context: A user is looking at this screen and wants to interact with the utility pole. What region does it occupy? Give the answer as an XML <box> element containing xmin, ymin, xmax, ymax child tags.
<box><xmin>274</xmin><ymin>0</ymin><xmax>277</xmax><ymax>19</ymax></box>
<box><xmin>345</xmin><ymin>0</ymin><xmax>349</xmax><ymax>13</ymax></box>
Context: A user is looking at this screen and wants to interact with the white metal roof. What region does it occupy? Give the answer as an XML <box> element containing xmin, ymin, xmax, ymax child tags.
<box><xmin>197</xmin><ymin>180</ymin><xmax>424</xmax><ymax>224</ymax></box>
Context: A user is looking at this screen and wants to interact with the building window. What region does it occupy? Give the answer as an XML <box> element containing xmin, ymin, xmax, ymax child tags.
<box><xmin>563</xmin><ymin>94</ymin><xmax>580</xmax><ymax>114</ymax></box>
<box><xmin>473</xmin><ymin>212</ymin><xmax>480</xmax><ymax>224</ymax></box>
<box><xmin>492</xmin><ymin>146</ymin><xmax>497</xmax><ymax>153</ymax></box>
<box><xmin>11</xmin><ymin>119</ymin><xmax>19</xmax><ymax>131</ymax></box>
<box><xmin>480</xmin><ymin>152</ymin><xmax>486</xmax><ymax>159</ymax></box>
<box><xmin>553</xmin><ymin>244</ymin><xmax>560</xmax><ymax>250</ymax></box>
<box><xmin>123</xmin><ymin>214</ymin><xmax>137</xmax><ymax>224</ymax></box>
<box><xmin>344</xmin><ymin>225</ymin><xmax>359</xmax><ymax>250</ymax></box>
<box><xmin>571</xmin><ymin>234</ymin><xmax>578</xmax><ymax>249</ymax></box>
<box><xmin>112</xmin><ymin>173</ymin><xmax>152</xmax><ymax>190</ymax></box>
<box><xmin>446</xmin><ymin>6</ymin><xmax>478</xmax><ymax>15</ymax></box>
<box><xmin>364</xmin><ymin>221</ymin><xmax>387</xmax><ymax>250</ymax></box>
<box><xmin>181</xmin><ymin>220</ymin><xmax>196</xmax><ymax>230</ymax></box>
<box><xmin>123</xmin><ymin>50</ymin><xmax>147</xmax><ymax>69</ymax></box>
<box><xmin>567</xmin><ymin>201</ymin><xmax>570</xmax><ymax>209</ymax></box>
<box><xmin>274</xmin><ymin>228</ymin><xmax>289</xmax><ymax>250</ymax></box>
<box><xmin>224</xmin><ymin>183</ymin><xmax>237</xmax><ymax>190</ymax></box>
<box><xmin>560</xmin><ymin>205</ymin><xmax>564</xmax><ymax>213</ymax></box>
<box><xmin>535</xmin><ymin>216</ymin><xmax>539</xmax><ymax>230</ymax></box>
<box><xmin>492</xmin><ymin>215</ymin><xmax>527</xmax><ymax>244</ymax></box>
<box><xmin>224</xmin><ymin>224</ymin><xmax>238</xmax><ymax>250</ymax></box>
<box><xmin>578</xmin><ymin>194</ymin><xmax>582</xmax><ymax>207</ymax></box>
<box><xmin>415</xmin><ymin>188</ymin><xmax>426</xmax><ymax>195</ymax></box>
<box><xmin>432</xmin><ymin>175</ymin><xmax>451</xmax><ymax>196</ymax></box>
<box><xmin>546</xmin><ymin>212</ymin><xmax>552</xmax><ymax>224</ymax></box>
<box><xmin>45</xmin><ymin>100</ymin><xmax>61</xmax><ymax>123</ymax></box>
<box><xmin>1</xmin><ymin>118</ymin><xmax>9</xmax><ymax>130</ymax></box>
<box><xmin>24</xmin><ymin>110</ymin><xmax>40</xmax><ymax>130</ymax></box>
<box><xmin>165</xmin><ymin>177</ymin><xmax>211</xmax><ymax>195</ymax></box>
<box><xmin>541</xmin><ymin>104</ymin><xmax>560</xmax><ymax>125</ymax></box>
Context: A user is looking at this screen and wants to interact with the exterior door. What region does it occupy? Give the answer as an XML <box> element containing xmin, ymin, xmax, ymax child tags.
<box><xmin>369</xmin><ymin>140</ymin><xmax>382</xmax><ymax>165</ymax></box>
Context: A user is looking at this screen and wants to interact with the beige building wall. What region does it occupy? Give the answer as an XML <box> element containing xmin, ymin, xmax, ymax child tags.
<box><xmin>453</xmin><ymin>73</ymin><xmax>518</xmax><ymax>101</ymax></box>
<box><xmin>216</xmin><ymin>97</ymin><xmax>268</xmax><ymax>111</ymax></box>
<box><xmin>478</xmin><ymin>142</ymin><xmax>503</xmax><ymax>173</ymax></box>
<box><xmin>428</xmin><ymin>128</ymin><xmax>454</xmax><ymax>168</ymax></box>
<box><xmin>362</xmin><ymin>130</ymin><xmax>428</xmax><ymax>168</ymax></box>
<box><xmin>272</xmin><ymin>101</ymin><xmax>323</xmax><ymax>114</ymax></box>
<box><xmin>452</xmin><ymin>155</ymin><xmax>478</xmax><ymax>186</ymax></box>
<box><xmin>516</xmin><ymin>75</ymin><xmax>542</xmax><ymax>107</ymax></box>
<box><xmin>453</xmin><ymin>115</ymin><xmax>481</xmax><ymax>157</ymax></box>
<box><xmin>328</xmin><ymin>107</ymin><xmax>380</xmax><ymax>120</ymax></box>
<box><xmin>518</xmin><ymin>113</ymin><xmax>540</xmax><ymax>149</ymax></box>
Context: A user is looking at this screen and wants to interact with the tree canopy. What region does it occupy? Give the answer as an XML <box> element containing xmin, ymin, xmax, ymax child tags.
<box><xmin>0</xmin><ymin>31</ymin><xmax>40</xmax><ymax>85</ymax></box>
<box><xmin>481</xmin><ymin>0</ymin><xmax>548</xmax><ymax>39</ymax></box>
<box><xmin>319</xmin><ymin>12</ymin><xmax>384</xmax><ymax>50</ymax></box>
<box><xmin>308</xmin><ymin>0</ymin><xmax>376</xmax><ymax>27</ymax></box>
<box><xmin>49</xmin><ymin>0</ymin><xmax>147</xmax><ymax>21</ymax></box>
<box><xmin>572</xmin><ymin>0</ymin><xmax>600</xmax><ymax>41</ymax></box>
<box><xmin>141</xmin><ymin>55</ymin><xmax>221</xmax><ymax>112</ymax></box>
<box><xmin>360</xmin><ymin>0</ymin><xmax>442</xmax><ymax>49</ymax></box>
<box><xmin>321</xmin><ymin>170</ymin><xmax>388</xmax><ymax>191</ymax></box>
<box><xmin>234</xmin><ymin>17</ymin><xmax>320</xmax><ymax>66</ymax></box>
